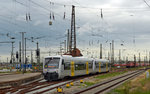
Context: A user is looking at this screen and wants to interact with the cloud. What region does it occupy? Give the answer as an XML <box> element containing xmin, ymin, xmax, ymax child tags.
<box><xmin>0</xmin><ymin>0</ymin><xmax>150</xmax><ymax>60</ymax></box>
<box><xmin>16</xmin><ymin>15</ymin><xmax>26</xmax><ymax>22</ymax></box>
<box><xmin>33</xmin><ymin>20</ymin><xmax>43</xmax><ymax>26</ymax></box>
<box><xmin>77</xmin><ymin>23</ymin><xmax>92</xmax><ymax>35</ymax></box>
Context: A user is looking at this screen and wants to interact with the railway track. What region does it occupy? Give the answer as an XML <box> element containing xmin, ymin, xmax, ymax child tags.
<box><xmin>0</xmin><ymin>68</ymin><xmax>135</xmax><ymax>94</ymax></box>
<box><xmin>0</xmin><ymin>71</ymin><xmax>109</xmax><ymax>94</ymax></box>
<box><xmin>0</xmin><ymin>77</ymin><xmax>44</xmax><ymax>94</ymax></box>
<box><xmin>74</xmin><ymin>69</ymin><xmax>145</xmax><ymax>94</ymax></box>
<box><xmin>22</xmin><ymin>69</ymin><xmax>130</xmax><ymax>94</ymax></box>
<box><xmin>0</xmin><ymin>73</ymin><xmax>15</xmax><ymax>76</ymax></box>
<box><xmin>25</xmin><ymin>72</ymin><xmax>107</xmax><ymax>94</ymax></box>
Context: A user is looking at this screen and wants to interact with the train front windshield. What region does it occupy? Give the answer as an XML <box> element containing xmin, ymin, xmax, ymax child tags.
<box><xmin>45</xmin><ymin>58</ymin><xmax>60</xmax><ymax>69</ymax></box>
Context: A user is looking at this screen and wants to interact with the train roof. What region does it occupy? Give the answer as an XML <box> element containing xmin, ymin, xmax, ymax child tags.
<box><xmin>44</xmin><ymin>55</ymin><xmax>109</xmax><ymax>62</ymax></box>
<box><xmin>94</xmin><ymin>58</ymin><xmax>110</xmax><ymax>63</ymax></box>
<box><xmin>45</xmin><ymin>55</ymin><xmax>71</xmax><ymax>58</ymax></box>
<box><xmin>45</xmin><ymin>55</ymin><xmax>91</xmax><ymax>60</ymax></box>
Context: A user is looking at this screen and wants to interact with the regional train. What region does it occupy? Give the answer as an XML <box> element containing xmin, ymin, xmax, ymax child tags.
<box><xmin>43</xmin><ymin>55</ymin><xmax>110</xmax><ymax>81</ymax></box>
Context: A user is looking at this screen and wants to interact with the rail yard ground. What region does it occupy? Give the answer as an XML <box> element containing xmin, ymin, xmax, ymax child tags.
<box><xmin>50</xmin><ymin>68</ymin><xmax>144</xmax><ymax>94</ymax></box>
<box><xmin>107</xmin><ymin>69</ymin><xmax>150</xmax><ymax>94</ymax></box>
<box><xmin>0</xmin><ymin>72</ymin><xmax>42</xmax><ymax>88</ymax></box>
<box><xmin>0</xmin><ymin>67</ymin><xmax>148</xmax><ymax>94</ymax></box>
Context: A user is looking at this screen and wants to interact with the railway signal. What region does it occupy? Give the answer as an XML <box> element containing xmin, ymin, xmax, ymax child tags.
<box><xmin>16</xmin><ymin>51</ymin><xmax>18</xmax><ymax>59</ymax></box>
<box><xmin>36</xmin><ymin>42</ymin><xmax>40</xmax><ymax>70</ymax></box>
<box><xmin>19</xmin><ymin>41</ymin><xmax>22</xmax><ymax>71</ymax></box>
<box><xmin>36</xmin><ymin>49</ymin><xmax>40</xmax><ymax>56</ymax></box>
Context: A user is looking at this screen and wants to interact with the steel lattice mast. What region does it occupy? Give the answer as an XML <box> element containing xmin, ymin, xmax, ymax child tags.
<box><xmin>69</xmin><ymin>5</ymin><xmax>76</xmax><ymax>55</ymax></box>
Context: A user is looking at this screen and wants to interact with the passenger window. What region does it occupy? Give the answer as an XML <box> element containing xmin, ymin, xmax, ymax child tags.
<box><xmin>75</xmin><ymin>65</ymin><xmax>78</xmax><ymax>67</ymax></box>
<box><xmin>101</xmin><ymin>64</ymin><xmax>104</xmax><ymax>68</ymax></box>
<box><xmin>75</xmin><ymin>63</ymin><xmax>85</xmax><ymax>70</ymax></box>
<box><xmin>89</xmin><ymin>62</ymin><xmax>92</xmax><ymax>69</ymax></box>
<box><xmin>64</xmin><ymin>62</ymin><xmax>70</xmax><ymax>70</ymax></box>
<box><xmin>96</xmin><ymin>62</ymin><xmax>99</xmax><ymax>68</ymax></box>
<box><xmin>103</xmin><ymin>63</ymin><xmax>106</xmax><ymax>68</ymax></box>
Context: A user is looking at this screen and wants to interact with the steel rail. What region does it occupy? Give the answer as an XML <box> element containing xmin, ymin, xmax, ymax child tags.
<box><xmin>74</xmin><ymin>69</ymin><xmax>145</xmax><ymax>94</ymax></box>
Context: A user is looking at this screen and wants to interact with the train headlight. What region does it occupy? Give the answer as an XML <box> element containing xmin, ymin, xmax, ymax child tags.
<box><xmin>44</xmin><ymin>69</ymin><xmax>47</xmax><ymax>71</ymax></box>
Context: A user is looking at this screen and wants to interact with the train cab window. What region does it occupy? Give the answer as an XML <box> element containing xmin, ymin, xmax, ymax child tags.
<box><xmin>62</xmin><ymin>59</ymin><xmax>64</xmax><ymax>65</ymax></box>
<box><xmin>45</xmin><ymin>57</ymin><xmax>60</xmax><ymax>69</ymax></box>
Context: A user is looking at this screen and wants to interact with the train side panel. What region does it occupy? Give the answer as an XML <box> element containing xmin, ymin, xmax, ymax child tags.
<box><xmin>43</xmin><ymin>55</ymin><xmax>110</xmax><ymax>81</ymax></box>
<box><xmin>59</xmin><ymin>57</ymin><xmax>94</xmax><ymax>78</ymax></box>
<box><xmin>94</xmin><ymin>59</ymin><xmax>110</xmax><ymax>73</ymax></box>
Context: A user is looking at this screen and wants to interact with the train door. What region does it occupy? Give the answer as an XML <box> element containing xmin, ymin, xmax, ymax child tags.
<box><xmin>86</xmin><ymin>62</ymin><xmax>89</xmax><ymax>74</ymax></box>
<box><xmin>93</xmin><ymin>60</ymin><xmax>95</xmax><ymax>71</ymax></box>
<box><xmin>106</xmin><ymin>62</ymin><xmax>108</xmax><ymax>71</ymax></box>
<box><xmin>60</xmin><ymin>59</ymin><xmax>64</xmax><ymax>74</ymax></box>
<box><xmin>63</xmin><ymin>59</ymin><xmax>71</xmax><ymax>77</ymax></box>
<box><xmin>99</xmin><ymin>62</ymin><xmax>101</xmax><ymax>72</ymax></box>
<box><xmin>71</xmin><ymin>61</ymin><xmax>75</xmax><ymax>76</ymax></box>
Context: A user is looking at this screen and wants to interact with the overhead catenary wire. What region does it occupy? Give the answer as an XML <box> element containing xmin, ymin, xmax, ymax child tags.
<box><xmin>0</xmin><ymin>16</ymin><xmax>25</xmax><ymax>31</ymax></box>
<box><xmin>143</xmin><ymin>0</ymin><xmax>150</xmax><ymax>8</ymax></box>
<box><xmin>4</xmin><ymin>0</ymin><xmax>150</xmax><ymax>24</ymax></box>
<box><xmin>0</xmin><ymin>0</ymin><xmax>30</xmax><ymax>32</ymax></box>
<box><xmin>0</xmin><ymin>0</ymin><xmax>149</xmax><ymax>47</ymax></box>
<box><xmin>9</xmin><ymin>0</ymin><xmax>150</xmax><ymax>28</ymax></box>
<box><xmin>11</xmin><ymin>0</ymin><xmax>65</xmax><ymax>20</ymax></box>
<box><xmin>3</xmin><ymin>0</ymin><xmax>66</xmax><ymax>38</ymax></box>
<box><xmin>45</xmin><ymin>0</ymin><xmax>150</xmax><ymax>10</ymax></box>
<box><xmin>26</xmin><ymin>0</ymin><xmax>77</xmax><ymax>35</ymax></box>
<box><xmin>14</xmin><ymin>0</ymin><xmax>69</xmax><ymax>30</ymax></box>
<box><xmin>29</xmin><ymin>0</ymin><xmax>71</xmax><ymax>21</ymax></box>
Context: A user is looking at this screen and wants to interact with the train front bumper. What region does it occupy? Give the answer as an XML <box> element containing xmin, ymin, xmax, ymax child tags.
<box><xmin>44</xmin><ymin>72</ymin><xmax>58</xmax><ymax>81</ymax></box>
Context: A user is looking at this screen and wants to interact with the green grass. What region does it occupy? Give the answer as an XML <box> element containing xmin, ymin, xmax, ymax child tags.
<box><xmin>131</xmin><ymin>91</ymin><xmax>150</xmax><ymax>94</ymax></box>
<box><xmin>140</xmin><ymin>76</ymin><xmax>150</xmax><ymax>86</ymax></box>
<box><xmin>110</xmin><ymin>87</ymin><xmax>150</xmax><ymax>94</ymax></box>
<box><xmin>0</xmin><ymin>72</ymin><xmax>10</xmax><ymax>73</ymax></box>
<box><xmin>95</xmin><ymin>71</ymin><xmax>127</xmax><ymax>79</ymax></box>
<box><xmin>107</xmin><ymin>71</ymin><xmax>150</xmax><ymax>94</ymax></box>
<box><xmin>81</xmin><ymin>71</ymin><xmax>128</xmax><ymax>88</ymax></box>
<box><xmin>84</xmin><ymin>82</ymin><xmax>95</xmax><ymax>87</ymax></box>
<box><xmin>108</xmin><ymin>81</ymin><xmax>130</xmax><ymax>94</ymax></box>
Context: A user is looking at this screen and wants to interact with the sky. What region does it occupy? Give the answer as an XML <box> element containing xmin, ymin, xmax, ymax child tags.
<box><xmin>0</xmin><ymin>0</ymin><xmax>150</xmax><ymax>62</ymax></box>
